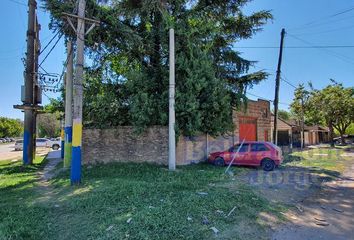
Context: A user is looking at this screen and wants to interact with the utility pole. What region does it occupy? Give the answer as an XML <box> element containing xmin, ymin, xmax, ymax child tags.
<box><xmin>273</xmin><ymin>28</ymin><xmax>286</xmax><ymax>146</ymax></box>
<box><xmin>33</xmin><ymin>16</ymin><xmax>40</xmax><ymax>160</ymax></box>
<box><xmin>168</xmin><ymin>28</ymin><xmax>176</xmax><ymax>171</ymax></box>
<box><xmin>71</xmin><ymin>0</ymin><xmax>85</xmax><ymax>184</ymax></box>
<box><xmin>63</xmin><ymin>0</ymin><xmax>99</xmax><ymax>184</ymax></box>
<box><xmin>23</xmin><ymin>0</ymin><xmax>37</xmax><ymax>165</ymax></box>
<box><xmin>64</xmin><ymin>40</ymin><xmax>73</xmax><ymax>168</ymax></box>
<box><xmin>300</xmin><ymin>97</ymin><xmax>305</xmax><ymax>149</ymax></box>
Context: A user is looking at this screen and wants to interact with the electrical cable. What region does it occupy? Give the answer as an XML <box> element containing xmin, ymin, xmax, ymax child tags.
<box><xmin>287</xmin><ymin>33</ymin><xmax>354</xmax><ymax>66</ymax></box>
<box><xmin>39</xmin><ymin>31</ymin><xmax>61</xmax><ymax>55</ymax></box>
<box><xmin>38</xmin><ymin>33</ymin><xmax>63</xmax><ymax>68</ymax></box>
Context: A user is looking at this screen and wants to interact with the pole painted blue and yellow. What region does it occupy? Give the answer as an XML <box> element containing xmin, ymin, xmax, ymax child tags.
<box><xmin>71</xmin><ymin>119</ymin><xmax>82</xmax><ymax>184</ymax></box>
<box><xmin>64</xmin><ymin>126</ymin><xmax>72</xmax><ymax>167</ymax></box>
<box><xmin>23</xmin><ymin>130</ymin><xmax>30</xmax><ymax>165</ymax></box>
<box><xmin>60</xmin><ymin>126</ymin><xmax>65</xmax><ymax>158</ymax></box>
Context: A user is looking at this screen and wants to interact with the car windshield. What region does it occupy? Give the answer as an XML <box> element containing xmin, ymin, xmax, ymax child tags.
<box><xmin>16</xmin><ymin>140</ymin><xmax>23</xmax><ymax>143</ymax></box>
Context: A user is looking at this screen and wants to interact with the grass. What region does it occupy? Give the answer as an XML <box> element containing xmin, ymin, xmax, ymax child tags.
<box><xmin>0</xmin><ymin>161</ymin><xmax>284</xmax><ymax>240</ymax></box>
<box><xmin>283</xmin><ymin>147</ymin><xmax>353</xmax><ymax>176</ymax></box>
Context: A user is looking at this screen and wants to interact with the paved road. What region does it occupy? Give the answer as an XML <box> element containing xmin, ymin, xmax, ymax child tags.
<box><xmin>0</xmin><ymin>143</ymin><xmax>50</xmax><ymax>161</ymax></box>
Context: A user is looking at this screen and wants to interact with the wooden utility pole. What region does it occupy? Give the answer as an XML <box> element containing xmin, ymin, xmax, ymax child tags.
<box><xmin>168</xmin><ymin>28</ymin><xmax>176</xmax><ymax>171</ymax></box>
<box><xmin>300</xmin><ymin>97</ymin><xmax>305</xmax><ymax>149</ymax></box>
<box><xmin>273</xmin><ymin>28</ymin><xmax>286</xmax><ymax>145</ymax></box>
<box><xmin>23</xmin><ymin>0</ymin><xmax>37</xmax><ymax>165</ymax></box>
<box><xmin>64</xmin><ymin>0</ymin><xmax>99</xmax><ymax>184</ymax></box>
<box><xmin>33</xmin><ymin>16</ymin><xmax>41</xmax><ymax>160</ymax></box>
<box><xmin>64</xmin><ymin>40</ymin><xmax>73</xmax><ymax>168</ymax></box>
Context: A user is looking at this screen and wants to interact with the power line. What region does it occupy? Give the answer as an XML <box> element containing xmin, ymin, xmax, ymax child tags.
<box><xmin>38</xmin><ymin>33</ymin><xmax>63</xmax><ymax>68</ymax></box>
<box><xmin>281</xmin><ymin>77</ymin><xmax>297</xmax><ymax>89</ymax></box>
<box><xmin>39</xmin><ymin>31</ymin><xmax>61</xmax><ymax>55</ymax></box>
<box><xmin>7</xmin><ymin>0</ymin><xmax>26</xmax><ymax>7</ymax></box>
<box><xmin>287</xmin><ymin>33</ymin><xmax>354</xmax><ymax>66</ymax></box>
<box><xmin>289</xmin><ymin>5</ymin><xmax>354</xmax><ymax>31</ymax></box>
<box><xmin>234</xmin><ymin>45</ymin><xmax>354</xmax><ymax>49</ymax></box>
<box><xmin>246</xmin><ymin>92</ymin><xmax>290</xmax><ymax>106</ymax></box>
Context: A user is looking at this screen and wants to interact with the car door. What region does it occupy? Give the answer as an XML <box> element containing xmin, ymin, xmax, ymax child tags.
<box><xmin>230</xmin><ymin>143</ymin><xmax>250</xmax><ymax>165</ymax></box>
<box><xmin>249</xmin><ymin>143</ymin><xmax>270</xmax><ymax>165</ymax></box>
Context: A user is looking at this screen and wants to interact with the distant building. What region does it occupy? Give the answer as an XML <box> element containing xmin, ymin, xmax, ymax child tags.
<box><xmin>271</xmin><ymin>115</ymin><xmax>329</xmax><ymax>147</ymax></box>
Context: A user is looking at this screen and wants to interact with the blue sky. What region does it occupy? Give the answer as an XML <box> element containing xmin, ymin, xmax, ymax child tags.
<box><xmin>1</xmin><ymin>0</ymin><xmax>354</xmax><ymax>120</ymax></box>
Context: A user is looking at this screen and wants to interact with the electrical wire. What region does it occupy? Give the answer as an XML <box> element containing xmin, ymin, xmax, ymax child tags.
<box><xmin>39</xmin><ymin>31</ymin><xmax>61</xmax><ymax>55</ymax></box>
<box><xmin>7</xmin><ymin>0</ymin><xmax>26</xmax><ymax>7</ymax></box>
<box><xmin>281</xmin><ymin>77</ymin><xmax>297</xmax><ymax>89</ymax></box>
<box><xmin>287</xmin><ymin>33</ymin><xmax>354</xmax><ymax>66</ymax></box>
<box><xmin>246</xmin><ymin>92</ymin><xmax>290</xmax><ymax>106</ymax></box>
<box><xmin>289</xmin><ymin>5</ymin><xmax>354</xmax><ymax>31</ymax></box>
<box><xmin>234</xmin><ymin>45</ymin><xmax>354</xmax><ymax>49</ymax></box>
<box><xmin>38</xmin><ymin>33</ymin><xmax>63</xmax><ymax>68</ymax></box>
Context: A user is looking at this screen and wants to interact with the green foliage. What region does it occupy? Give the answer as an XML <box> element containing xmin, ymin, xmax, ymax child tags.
<box><xmin>278</xmin><ymin>110</ymin><xmax>291</xmax><ymax>120</ymax></box>
<box><xmin>310</xmin><ymin>83</ymin><xmax>354</xmax><ymax>138</ymax></box>
<box><xmin>44</xmin><ymin>0</ymin><xmax>272</xmax><ymax>136</ymax></box>
<box><xmin>291</xmin><ymin>82</ymin><xmax>354</xmax><ymax>143</ymax></box>
<box><xmin>37</xmin><ymin>113</ymin><xmax>61</xmax><ymax>138</ymax></box>
<box><xmin>0</xmin><ymin>117</ymin><xmax>23</xmax><ymax>138</ymax></box>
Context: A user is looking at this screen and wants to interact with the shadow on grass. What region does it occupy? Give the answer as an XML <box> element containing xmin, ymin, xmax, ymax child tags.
<box><xmin>0</xmin><ymin>161</ymin><xmax>285</xmax><ymax>240</ymax></box>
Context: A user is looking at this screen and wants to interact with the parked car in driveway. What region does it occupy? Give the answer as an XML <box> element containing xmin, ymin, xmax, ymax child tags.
<box><xmin>208</xmin><ymin>141</ymin><xmax>283</xmax><ymax>171</ymax></box>
<box><xmin>14</xmin><ymin>138</ymin><xmax>61</xmax><ymax>151</ymax></box>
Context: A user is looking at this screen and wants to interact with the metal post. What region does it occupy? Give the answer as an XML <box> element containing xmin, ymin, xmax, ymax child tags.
<box><xmin>64</xmin><ymin>40</ymin><xmax>73</xmax><ymax>168</ymax></box>
<box><xmin>71</xmin><ymin>0</ymin><xmax>85</xmax><ymax>184</ymax></box>
<box><xmin>23</xmin><ymin>0</ymin><xmax>36</xmax><ymax>165</ymax></box>
<box><xmin>168</xmin><ymin>28</ymin><xmax>176</xmax><ymax>171</ymax></box>
<box><xmin>273</xmin><ymin>28</ymin><xmax>286</xmax><ymax>146</ymax></box>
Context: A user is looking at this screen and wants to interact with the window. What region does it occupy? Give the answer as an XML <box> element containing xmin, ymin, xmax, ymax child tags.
<box><xmin>251</xmin><ymin>143</ymin><xmax>269</xmax><ymax>152</ymax></box>
<box><xmin>231</xmin><ymin>143</ymin><xmax>249</xmax><ymax>153</ymax></box>
<box><xmin>36</xmin><ymin>139</ymin><xmax>47</xmax><ymax>142</ymax></box>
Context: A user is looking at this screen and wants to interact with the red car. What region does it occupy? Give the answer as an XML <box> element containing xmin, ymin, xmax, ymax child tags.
<box><xmin>208</xmin><ymin>141</ymin><xmax>283</xmax><ymax>171</ymax></box>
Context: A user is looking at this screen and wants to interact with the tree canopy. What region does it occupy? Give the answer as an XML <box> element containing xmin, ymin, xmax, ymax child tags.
<box><xmin>0</xmin><ymin>117</ymin><xmax>23</xmax><ymax>138</ymax></box>
<box><xmin>44</xmin><ymin>0</ymin><xmax>272</xmax><ymax>136</ymax></box>
<box><xmin>291</xmin><ymin>82</ymin><xmax>354</xmax><ymax>144</ymax></box>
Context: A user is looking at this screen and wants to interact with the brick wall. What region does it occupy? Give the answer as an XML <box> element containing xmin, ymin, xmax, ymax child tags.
<box><xmin>82</xmin><ymin>99</ymin><xmax>271</xmax><ymax>165</ymax></box>
<box><xmin>233</xmin><ymin>99</ymin><xmax>271</xmax><ymax>141</ymax></box>
<box><xmin>82</xmin><ymin>126</ymin><xmax>169</xmax><ymax>165</ymax></box>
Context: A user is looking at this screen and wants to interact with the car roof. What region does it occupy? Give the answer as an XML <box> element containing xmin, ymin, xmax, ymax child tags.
<box><xmin>235</xmin><ymin>141</ymin><xmax>271</xmax><ymax>144</ymax></box>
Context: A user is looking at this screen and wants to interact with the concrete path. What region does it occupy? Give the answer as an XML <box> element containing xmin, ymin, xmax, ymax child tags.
<box><xmin>39</xmin><ymin>150</ymin><xmax>63</xmax><ymax>181</ymax></box>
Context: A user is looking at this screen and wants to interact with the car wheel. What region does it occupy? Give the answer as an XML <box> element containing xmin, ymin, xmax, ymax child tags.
<box><xmin>52</xmin><ymin>144</ymin><xmax>60</xmax><ymax>150</ymax></box>
<box><xmin>214</xmin><ymin>157</ymin><xmax>225</xmax><ymax>167</ymax></box>
<box><xmin>262</xmin><ymin>159</ymin><xmax>275</xmax><ymax>171</ymax></box>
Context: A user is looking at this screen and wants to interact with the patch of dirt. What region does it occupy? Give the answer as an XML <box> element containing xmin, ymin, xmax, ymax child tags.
<box><xmin>271</xmin><ymin>162</ymin><xmax>354</xmax><ymax>240</ymax></box>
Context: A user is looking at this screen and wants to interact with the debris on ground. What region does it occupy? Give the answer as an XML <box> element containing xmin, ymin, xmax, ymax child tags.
<box><xmin>196</xmin><ymin>192</ymin><xmax>208</xmax><ymax>196</ymax></box>
<box><xmin>106</xmin><ymin>225</ymin><xmax>114</xmax><ymax>231</ymax></box>
<box><xmin>54</xmin><ymin>204</ymin><xmax>60</xmax><ymax>208</ymax></box>
<box><xmin>202</xmin><ymin>216</ymin><xmax>210</xmax><ymax>225</ymax></box>
<box><xmin>216</xmin><ymin>210</ymin><xmax>224</xmax><ymax>214</ymax></box>
<box><xmin>127</xmin><ymin>218</ymin><xmax>132</xmax><ymax>224</ymax></box>
<box><xmin>296</xmin><ymin>205</ymin><xmax>303</xmax><ymax>213</ymax></box>
<box><xmin>314</xmin><ymin>217</ymin><xmax>326</xmax><ymax>222</ymax></box>
<box><xmin>187</xmin><ymin>217</ymin><xmax>192</xmax><ymax>221</ymax></box>
<box><xmin>315</xmin><ymin>222</ymin><xmax>329</xmax><ymax>226</ymax></box>
<box><xmin>332</xmin><ymin>208</ymin><xmax>344</xmax><ymax>213</ymax></box>
<box><xmin>210</xmin><ymin>227</ymin><xmax>219</xmax><ymax>235</ymax></box>
<box><xmin>227</xmin><ymin>206</ymin><xmax>237</xmax><ymax>217</ymax></box>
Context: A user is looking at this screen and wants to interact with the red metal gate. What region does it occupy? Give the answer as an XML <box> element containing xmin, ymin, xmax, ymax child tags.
<box><xmin>239</xmin><ymin>117</ymin><xmax>257</xmax><ymax>141</ymax></box>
